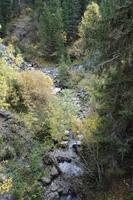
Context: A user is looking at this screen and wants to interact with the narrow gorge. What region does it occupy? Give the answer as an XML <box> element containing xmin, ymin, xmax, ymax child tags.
<box><xmin>0</xmin><ymin>1</ymin><xmax>133</xmax><ymax>200</ymax></box>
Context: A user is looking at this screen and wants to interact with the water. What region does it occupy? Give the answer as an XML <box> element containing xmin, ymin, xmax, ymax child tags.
<box><xmin>59</xmin><ymin>162</ymin><xmax>83</xmax><ymax>176</ymax></box>
<box><xmin>58</xmin><ymin>132</ymin><xmax>83</xmax><ymax>176</ymax></box>
<box><xmin>60</xmin><ymin>194</ymin><xmax>79</xmax><ymax>200</ymax></box>
<box><xmin>42</xmin><ymin>69</ymin><xmax>84</xmax><ymax>199</ymax></box>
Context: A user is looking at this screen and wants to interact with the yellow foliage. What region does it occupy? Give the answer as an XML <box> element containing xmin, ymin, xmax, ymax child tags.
<box><xmin>71</xmin><ymin>116</ymin><xmax>82</xmax><ymax>133</ymax></box>
<box><xmin>0</xmin><ymin>60</ymin><xmax>18</xmax><ymax>109</ymax></box>
<box><xmin>79</xmin><ymin>2</ymin><xmax>101</xmax><ymax>35</ymax></box>
<box><xmin>15</xmin><ymin>54</ymin><xmax>23</xmax><ymax>66</ymax></box>
<box><xmin>0</xmin><ymin>177</ymin><xmax>13</xmax><ymax>195</ymax></box>
<box><xmin>19</xmin><ymin>70</ymin><xmax>54</xmax><ymax>108</ymax></box>
<box><xmin>81</xmin><ymin>112</ymin><xmax>101</xmax><ymax>142</ymax></box>
<box><xmin>7</xmin><ymin>44</ymin><xmax>15</xmax><ymax>60</ymax></box>
<box><xmin>10</xmin><ymin>35</ymin><xmax>19</xmax><ymax>45</ymax></box>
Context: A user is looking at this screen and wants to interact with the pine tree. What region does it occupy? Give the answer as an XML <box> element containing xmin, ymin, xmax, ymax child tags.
<box><xmin>0</xmin><ymin>0</ymin><xmax>12</xmax><ymax>35</ymax></box>
<box><xmin>39</xmin><ymin>0</ymin><xmax>65</xmax><ymax>61</ymax></box>
<box><xmin>62</xmin><ymin>0</ymin><xmax>81</xmax><ymax>42</ymax></box>
<box><xmin>100</xmin><ymin>0</ymin><xmax>128</xmax><ymax>18</ymax></box>
<box><xmin>11</xmin><ymin>0</ymin><xmax>21</xmax><ymax>17</ymax></box>
<box><xmin>0</xmin><ymin>0</ymin><xmax>21</xmax><ymax>35</ymax></box>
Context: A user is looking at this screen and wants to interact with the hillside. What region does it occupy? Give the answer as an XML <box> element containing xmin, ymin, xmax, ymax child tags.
<box><xmin>0</xmin><ymin>0</ymin><xmax>133</xmax><ymax>200</ymax></box>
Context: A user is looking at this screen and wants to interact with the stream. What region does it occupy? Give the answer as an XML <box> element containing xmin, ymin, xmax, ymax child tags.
<box><xmin>41</xmin><ymin>68</ymin><xmax>84</xmax><ymax>200</ymax></box>
<box><xmin>42</xmin><ymin>130</ymin><xmax>83</xmax><ymax>200</ymax></box>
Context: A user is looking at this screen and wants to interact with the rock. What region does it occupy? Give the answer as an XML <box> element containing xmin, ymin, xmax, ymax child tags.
<box><xmin>51</xmin><ymin>182</ymin><xmax>59</xmax><ymax>192</ymax></box>
<box><xmin>43</xmin><ymin>154</ymin><xmax>54</xmax><ymax>165</ymax></box>
<box><xmin>53</xmin><ymin>87</ymin><xmax>61</xmax><ymax>95</ymax></box>
<box><xmin>0</xmin><ymin>110</ymin><xmax>11</xmax><ymax>120</ymax></box>
<box><xmin>0</xmin><ymin>173</ymin><xmax>7</xmax><ymax>182</ymax></box>
<box><xmin>50</xmin><ymin>166</ymin><xmax>59</xmax><ymax>177</ymax></box>
<box><xmin>42</xmin><ymin>68</ymin><xmax>58</xmax><ymax>81</ymax></box>
<box><xmin>72</xmin><ymin>141</ymin><xmax>81</xmax><ymax>150</ymax></box>
<box><xmin>77</xmin><ymin>141</ymin><xmax>81</xmax><ymax>146</ymax></box>
<box><xmin>45</xmin><ymin>192</ymin><xmax>59</xmax><ymax>200</ymax></box>
<box><xmin>60</xmin><ymin>194</ymin><xmax>78</xmax><ymax>200</ymax></box>
<box><xmin>57</xmin><ymin>156</ymin><xmax>71</xmax><ymax>163</ymax></box>
<box><xmin>0</xmin><ymin>194</ymin><xmax>12</xmax><ymax>200</ymax></box>
<box><xmin>65</xmin><ymin>130</ymin><xmax>69</xmax><ymax>136</ymax></box>
<box><xmin>0</xmin><ymin>44</ymin><xmax>7</xmax><ymax>52</ymax></box>
<box><xmin>77</xmin><ymin>134</ymin><xmax>84</xmax><ymax>140</ymax></box>
<box><xmin>41</xmin><ymin>177</ymin><xmax>51</xmax><ymax>186</ymax></box>
<box><xmin>60</xmin><ymin>141</ymin><xmax>69</xmax><ymax>148</ymax></box>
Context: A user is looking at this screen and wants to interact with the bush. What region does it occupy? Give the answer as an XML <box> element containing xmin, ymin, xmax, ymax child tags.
<box><xmin>0</xmin><ymin>60</ymin><xmax>18</xmax><ymax>109</ymax></box>
<box><xmin>58</xmin><ymin>64</ymin><xmax>71</xmax><ymax>88</ymax></box>
<box><xmin>48</xmin><ymin>89</ymin><xmax>80</xmax><ymax>140</ymax></box>
<box><xmin>7</xmin><ymin>70</ymin><xmax>54</xmax><ymax>113</ymax></box>
<box><xmin>19</xmin><ymin>70</ymin><xmax>53</xmax><ymax>108</ymax></box>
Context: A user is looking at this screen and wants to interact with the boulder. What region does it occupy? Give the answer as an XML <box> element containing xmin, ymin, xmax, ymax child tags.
<box><xmin>41</xmin><ymin>177</ymin><xmax>51</xmax><ymax>186</ymax></box>
<box><xmin>77</xmin><ymin>134</ymin><xmax>84</xmax><ymax>141</ymax></box>
<box><xmin>72</xmin><ymin>141</ymin><xmax>81</xmax><ymax>150</ymax></box>
<box><xmin>0</xmin><ymin>194</ymin><xmax>12</xmax><ymax>200</ymax></box>
<box><xmin>45</xmin><ymin>192</ymin><xmax>59</xmax><ymax>200</ymax></box>
<box><xmin>65</xmin><ymin>130</ymin><xmax>70</xmax><ymax>136</ymax></box>
<box><xmin>51</xmin><ymin>182</ymin><xmax>59</xmax><ymax>192</ymax></box>
<box><xmin>50</xmin><ymin>166</ymin><xmax>59</xmax><ymax>177</ymax></box>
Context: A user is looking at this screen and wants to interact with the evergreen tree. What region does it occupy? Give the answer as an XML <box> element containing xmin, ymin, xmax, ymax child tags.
<box><xmin>62</xmin><ymin>0</ymin><xmax>81</xmax><ymax>42</ymax></box>
<box><xmin>0</xmin><ymin>0</ymin><xmax>21</xmax><ymax>35</ymax></box>
<box><xmin>0</xmin><ymin>0</ymin><xmax>11</xmax><ymax>35</ymax></box>
<box><xmin>100</xmin><ymin>0</ymin><xmax>128</xmax><ymax>18</ymax></box>
<box><xmin>11</xmin><ymin>0</ymin><xmax>21</xmax><ymax>17</ymax></box>
<box><xmin>39</xmin><ymin>0</ymin><xmax>65</xmax><ymax>61</ymax></box>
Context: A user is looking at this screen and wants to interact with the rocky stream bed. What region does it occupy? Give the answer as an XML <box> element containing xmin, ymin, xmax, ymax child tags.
<box><xmin>42</xmin><ymin>131</ymin><xmax>84</xmax><ymax>200</ymax></box>
<box><xmin>0</xmin><ymin>49</ymin><xmax>86</xmax><ymax>199</ymax></box>
<box><xmin>40</xmin><ymin>67</ymin><xmax>85</xmax><ymax>200</ymax></box>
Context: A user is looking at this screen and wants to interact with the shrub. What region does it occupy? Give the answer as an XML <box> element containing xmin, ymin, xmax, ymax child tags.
<box><xmin>19</xmin><ymin>70</ymin><xmax>53</xmax><ymax>108</ymax></box>
<box><xmin>47</xmin><ymin>89</ymin><xmax>80</xmax><ymax>141</ymax></box>
<box><xmin>58</xmin><ymin>64</ymin><xmax>71</xmax><ymax>88</ymax></box>
<box><xmin>7</xmin><ymin>70</ymin><xmax>54</xmax><ymax>113</ymax></box>
<box><xmin>0</xmin><ymin>60</ymin><xmax>18</xmax><ymax>109</ymax></box>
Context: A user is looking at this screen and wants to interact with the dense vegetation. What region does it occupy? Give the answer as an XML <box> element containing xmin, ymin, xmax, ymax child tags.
<box><xmin>0</xmin><ymin>44</ymin><xmax>80</xmax><ymax>198</ymax></box>
<box><xmin>0</xmin><ymin>0</ymin><xmax>133</xmax><ymax>199</ymax></box>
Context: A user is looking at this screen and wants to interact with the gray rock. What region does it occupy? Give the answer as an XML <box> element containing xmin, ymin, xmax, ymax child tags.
<box><xmin>0</xmin><ymin>44</ymin><xmax>7</xmax><ymax>52</ymax></box>
<box><xmin>50</xmin><ymin>166</ymin><xmax>59</xmax><ymax>177</ymax></box>
<box><xmin>45</xmin><ymin>192</ymin><xmax>59</xmax><ymax>200</ymax></box>
<box><xmin>51</xmin><ymin>182</ymin><xmax>59</xmax><ymax>192</ymax></box>
<box><xmin>41</xmin><ymin>177</ymin><xmax>51</xmax><ymax>186</ymax></box>
<box><xmin>72</xmin><ymin>141</ymin><xmax>81</xmax><ymax>148</ymax></box>
<box><xmin>0</xmin><ymin>194</ymin><xmax>12</xmax><ymax>200</ymax></box>
<box><xmin>77</xmin><ymin>134</ymin><xmax>83</xmax><ymax>141</ymax></box>
<box><xmin>0</xmin><ymin>110</ymin><xmax>11</xmax><ymax>119</ymax></box>
<box><xmin>65</xmin><ymin>130</ymin><xmax>70</xmax><ymax>136</ymax></box>
<box><xmin>53</xmin><ymin>87</ymin><xmax>61</xmax><ymax>95</ymax></box>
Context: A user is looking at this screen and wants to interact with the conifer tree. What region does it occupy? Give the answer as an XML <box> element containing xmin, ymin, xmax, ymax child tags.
<box><xmin>0</xmin><ymin>0</ymin><xmax>11</xmax><ymax>35</ymax></box>
<box><xmin>11</xmin><ymin>0</ymin><xmax>21</xmax><ymax>17</ymax></box>
<box><xmin>62</xmin><ymin>0</ymin><xmax>81</xmax><ymax>42</ymax></box>
<box><xmin>39</xmin><ymin>0</ymin><xmax>64</xmax><ymax>61</ymax></box>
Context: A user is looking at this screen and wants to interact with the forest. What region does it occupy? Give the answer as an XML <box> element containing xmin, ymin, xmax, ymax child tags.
<box><xmin>0</xmin><ymin>0</ymin><xmax>133</xmax><ymax>200</ymax></box>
